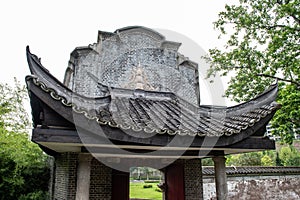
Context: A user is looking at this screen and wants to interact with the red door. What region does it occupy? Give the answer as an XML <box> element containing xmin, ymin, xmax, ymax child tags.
<box><xmin>165</xmin><ymin>163</ymin><xmax>185</xmax><ymax>200</ymax></box>
<box><xmin>112</xmin><ymin>169</ymin><xmax>129</xmax><ymax>200</ymax></box>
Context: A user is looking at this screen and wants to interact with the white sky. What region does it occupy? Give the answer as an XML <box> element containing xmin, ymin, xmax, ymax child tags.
<box><xmin>0</xmin><ymin>0</ymin><xmax>237</xmax><ymax>106</ymax></box>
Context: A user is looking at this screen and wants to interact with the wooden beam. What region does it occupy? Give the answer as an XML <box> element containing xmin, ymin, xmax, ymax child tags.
<box><xmin>33</xmin><ymin>127</ymin><xmax>275</xmax><ymax>151</ymax></box>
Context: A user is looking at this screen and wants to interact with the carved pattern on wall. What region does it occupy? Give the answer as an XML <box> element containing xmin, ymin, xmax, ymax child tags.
<box><xmin>72</xmin><ymin>27</ymin><xmax>199</xmax><ymax>104</ymax></box>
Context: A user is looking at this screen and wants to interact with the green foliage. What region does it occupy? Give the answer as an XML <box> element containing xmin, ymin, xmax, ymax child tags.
<box><xmin>279</xmin><ymin>146</ymin><xmax>300</xmax><ymax>166</ymax></box>
<box><xmin>19</xmin><ymin>191</ymin><xmax>49</xmax><ymax>200</ymax></box>
<box><xmin>276</xmin><ymin>151</ymin><xmax>283</xmax><ymax>166</ymax></box>
<box><xmin>0</xmin><ymin>78</ymin><xmax>30</xmax><ymax>132</ymax></box>
<box><xmin>272</xmin><ymin>84</ymin><xmax>300</xmax><ymax>144</ymax></box>
<box><xmin>206</xmin><ymin>0</ymin><xmax>300</xmax><ymax>144</ymax></box>
<box><xmin>0</xmin><ymin>80</ymin><xmax>50</xmax><ymax>200</ymax></box>
<box><xmin>144</xmin><ymin>180</ymin><xmax>160</xmax><ymax>183</ymax></box>
<box><xmin>225</xmin><ymin>146</ymin><xmax>300</xmax><ymax>166</ymax></box>
<box><xmin>261</xmin><ymin>154</ymin><xmax>275</xmax><ymax>166</ymax></box>
<box><xmin>201</xmin><ymin>158</ymin><xmax>214</xmax><ymax>166</ymax></box>
<box><xmin>226</xmin><ymin>152</ymin><xmax>264</xmax><ymax>166</ymax></box>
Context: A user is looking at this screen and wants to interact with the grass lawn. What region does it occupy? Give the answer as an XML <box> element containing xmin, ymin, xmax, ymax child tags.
<box><xmin>130</xmin><ymin>182</ymin><xmax>162</xmax><ymax>200</ymax></box>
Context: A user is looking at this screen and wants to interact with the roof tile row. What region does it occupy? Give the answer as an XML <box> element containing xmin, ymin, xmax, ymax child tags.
<box><xmin>202</xmin><ymin>166</ymin><xmax>300</xmax><ymax>176</ymax></box>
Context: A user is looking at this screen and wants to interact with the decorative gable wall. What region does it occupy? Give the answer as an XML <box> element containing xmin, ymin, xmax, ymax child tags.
<box><xmin>64</xmin><ymin>26</ymin><xmax>200</xmax><ymax>105</ymax></box>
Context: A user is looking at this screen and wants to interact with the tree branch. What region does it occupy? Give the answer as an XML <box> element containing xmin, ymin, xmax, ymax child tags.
<box><xmin>257</xmin><ymin>73</ymin><xmax>300</xmax><ymax>87</ymax></box>
<box><xmin>261</xmin><ymin>24</ymin><xmax>300</xmax><ymax>31</ymax></box>
<box><xmin>276</xmin><ymin>0</ymin><xmax>300</xmax><ymax>25</ymax></box>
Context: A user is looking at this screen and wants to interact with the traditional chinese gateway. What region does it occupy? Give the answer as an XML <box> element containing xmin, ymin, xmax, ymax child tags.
<box><xmin>26</xmin><ymin>26</ymin><xmax>280</xmax><ymax>200</ymax></box>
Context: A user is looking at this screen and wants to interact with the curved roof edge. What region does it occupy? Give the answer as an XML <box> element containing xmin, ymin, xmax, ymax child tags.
<box><xmin>26</xmin><ymin>47</ymin><xmax>280</xmax><ymax>144</ymax></box>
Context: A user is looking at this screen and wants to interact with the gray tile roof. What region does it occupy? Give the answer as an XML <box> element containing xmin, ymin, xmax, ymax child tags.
<box><xmin>107</xmin><ymin>88</ymin><xmax>279</xmax><ymax>137</ymax></box>
<box><xmin>26</xmin><ymin>46</ymin><xmax>280</xmax><ymax>138</ymax></box>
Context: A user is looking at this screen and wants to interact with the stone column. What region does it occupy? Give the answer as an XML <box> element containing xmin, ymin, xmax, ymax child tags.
<box><xmin>212</xmin><ymin>156</ymin><xmax>228</xmax><ymax>200</ymax></box>
<box><xmin>76</xmin><ymin>154</ymin><xmax>93</xmax><ymax>200</ymax></box>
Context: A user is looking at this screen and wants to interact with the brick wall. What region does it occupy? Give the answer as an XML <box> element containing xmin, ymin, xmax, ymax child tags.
<box><xmin>53</xmin><ymin>152</ymin><xmax>78</xmax><ymax>200</ymax></box>
<box><xmin>52</xmin><ymin>155</ymin><xmax>205</xmax><ymax>200</ymax></box>
<box><xmin>52</xmin><ymin>154</ymin><xmax>114</xmax><ymax>200</ymax></box>
<box><xmin>184</xmin><ymin>159</ymin><xmax>203</xmax><ymax>200</ymax></box>
<box><xmin>89</xmin><ymin>158</ymin><xmax>112</xmax><ymax>200</ymax></box>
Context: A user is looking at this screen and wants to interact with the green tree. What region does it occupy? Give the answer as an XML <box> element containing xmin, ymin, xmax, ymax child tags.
<box><xmin>0</xmin><ymin>80</ymin><xmax>50</xmax><ymax>200</ymax></box>
<box><xmin>276</xmin><ymin>151</ymin><xmax>283</xmax><ymax>166</ymax></box>
<box><xmin>226</xmin><ymin>150</ymin><xmax>278</xmax><ymax>166</ymax></box>
<box><xmin>202</xmin><ymin>158</ymin><xmax>214</xmax><ymax>166</ymax></box>
<box><xmin>0</xmin><ymin>79</ymin><xmax>30</xmax><ymax>131</ymax></box>
<box><xmin>226</xmin><ymin>152</ymin><xmax>264</xmax><ymax>166</ymax></box>
<box><xmin>261</xmin><ymin>154</ymin><xmax>275</xmax><ymax>166</ymax></box>
<box><xmin>279</xmin><ymin>146</ymin><xmax>300</xmax><ymax>166</ymax></box>
<box><xmin>206</xmin><ymin>0</ymin><xmax>300</xmax><ymax>144</ymax></box>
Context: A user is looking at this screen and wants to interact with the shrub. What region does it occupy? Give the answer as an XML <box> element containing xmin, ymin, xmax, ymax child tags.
<box><xmin>144</xmin><ymin>180</ymin><xmax>160</xmax><ymax>183</ymax></box>
<box><xmin>19</xmin><ymin>191</ymin><xmax>49</xmax><ymax>200</ymax></box>
<box><xmin>143</xmin><ymin>184</ymin><xmax>153</xmax><ymax>189</ymax></box>
<box><xmin>279</xmin><ymin>146</ymin><xmax>300</xmax><ymax>166</ymax></box>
